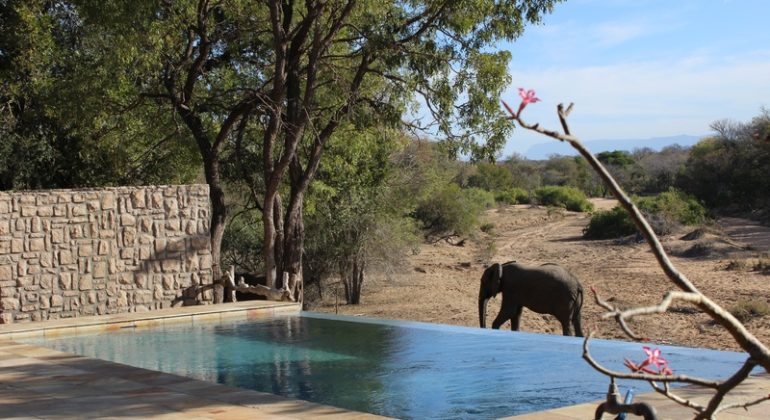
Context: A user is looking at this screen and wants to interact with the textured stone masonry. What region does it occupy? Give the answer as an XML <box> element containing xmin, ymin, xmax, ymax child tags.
<box><xmin>0</xmin><ymin>185</ymin><xmax>213</xmax><ymax>324</ymax></box>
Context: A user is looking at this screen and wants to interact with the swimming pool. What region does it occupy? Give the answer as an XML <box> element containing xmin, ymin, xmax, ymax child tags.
<box><xmin>29</xmin><ymin>312</ymin><xmax>749</xmax><ymax>419</ymax></box>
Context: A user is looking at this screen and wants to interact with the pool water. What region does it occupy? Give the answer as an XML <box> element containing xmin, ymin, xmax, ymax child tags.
<box><xmin>31</xmin><ymin>312</ymin><xmax>750</xmax><ymax>419</ymax></box>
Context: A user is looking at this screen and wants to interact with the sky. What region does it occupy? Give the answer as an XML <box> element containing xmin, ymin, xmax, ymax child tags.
<box><xmin>499</xmin><ymin>0</ymin><xmax>770</xmax><ymax>159</ymax></box>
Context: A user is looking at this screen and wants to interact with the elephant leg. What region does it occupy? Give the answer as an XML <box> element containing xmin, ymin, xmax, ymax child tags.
<box><xmin>492</xmin><ymin>306</ymin><xmax>515</xmax><ymax>329</ymax></box>
<box><xmin>560</xmin><ymin>317</ymin><xmax>572</xmax><ymax>336</ymax></box>
<box><xmin>510</xmin><ymin>306</ymin><xmax>523</xmax><ymax>331</ymax></box>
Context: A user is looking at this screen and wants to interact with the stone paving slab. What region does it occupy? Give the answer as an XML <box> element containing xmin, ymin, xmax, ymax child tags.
<box><xmin>505</xmin><ymin>373</ymin><xmax>770</xmax><ymax>419</ymax></box>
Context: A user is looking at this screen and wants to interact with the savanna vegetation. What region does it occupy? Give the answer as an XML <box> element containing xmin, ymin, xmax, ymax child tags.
<box><xmin>3</xmin><ymin>1</ymin><xmax>770</xmax><ymax>306</ymax></box>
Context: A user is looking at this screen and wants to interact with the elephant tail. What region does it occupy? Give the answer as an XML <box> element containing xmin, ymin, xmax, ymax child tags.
<box><xmin>573</xmin><ymin>286</ymin><xmax>585</xmax><ymax>337</ymax></box>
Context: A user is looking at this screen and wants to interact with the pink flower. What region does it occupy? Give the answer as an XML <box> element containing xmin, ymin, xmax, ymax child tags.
<box><xmin>501</xmin><ymin>88</ymin><xmax>541</xmax><ymax>119</ymax></box>
<box><xmin>641</xmin><ymin>346</ymin><xmax>668</xmax><ymax>369</ymax></box>
<box><xmin>516</xmin><ymin>88</ymin><xmax>540</xmax><ymax>116</ymax></box>
<box><xmin>624</xmin><ymin>347</ymin><xmax>673</xmax><ymax>376</ymax></box>
<box><xmin>519</xmin><ymin>88</ymin><xmax>540</xmax><ymax>105</ymax></box>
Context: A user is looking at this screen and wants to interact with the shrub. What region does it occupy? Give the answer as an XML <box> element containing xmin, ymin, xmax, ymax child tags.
<box><xmin>414</xmin><ymin>184</ymin><xmax>484</xmax><ymax>238</ymax></box>
<box><xmin>583</xmin><ymin>206</ymin><xmax>637</xmax><ymax>239</ymax></box>
<box><xmin>729</xmin><ymin>298</ymin><xmax>770</xmax><ymax>323</ymax></box>
<box><xmin>535</xmin><ymin>186</ymin><xmax>594</xmax><ymax>212</ymax></box>
<box><xmin>637</xmin><ymin>188</ymin><xmax>707</xmax><ymax>226</ymax></box>
<box><xmin>583</xmin><ymin>189</ymin><xmax>708</xmax><ymax>239</ymax></box>
<box><xmin>480</xmin><ymin>222</ymin><xmax>495</xmax><ymax>234</ymax></box>
<box><xmin>495</xmin><ymin>187</ymin><xmax>530</xmax><ymax>205</ymax></box>
<box><xmin>463</xmin><ymin>187</ymin><xmax>496</xmax><ymax>209</ymax></box>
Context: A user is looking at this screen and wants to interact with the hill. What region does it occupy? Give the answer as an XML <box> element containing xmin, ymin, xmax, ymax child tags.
<box><xmin>524</xmin><ymin>135</ymin><xmax>704</xmax><ymax>160</ymax></box>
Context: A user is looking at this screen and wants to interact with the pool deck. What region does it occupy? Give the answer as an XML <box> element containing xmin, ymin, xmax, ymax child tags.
<box><xmin>1</xmin><ymin>302</ymin><xmax>769</xmax><ymax>419</ymax></box>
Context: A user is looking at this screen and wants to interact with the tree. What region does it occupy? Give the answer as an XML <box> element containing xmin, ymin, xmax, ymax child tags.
<box><xmin>1</xmin><ymin>1</ymin><xmax>200</xmax><ymax>190</ymax></box>
<box><xmin>75</xmin><ymin>0</ymin><xmax>561</xmax><ymax>295</ymax></box>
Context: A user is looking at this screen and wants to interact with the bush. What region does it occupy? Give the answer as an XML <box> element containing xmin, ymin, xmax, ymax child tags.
<box><xmin>583</xmin><ymin>189</ymin><xmax>708</xmax><ymax>239</ymax></box>
<box><xmin>495</xmin><ymin>188</ymin><xmax>530</xmax><ymax>205</ymax></box>
<box><xmin>480</xmin><ymin>222</ymin><xmax>495</xmax><ymax>234</ymax></box>
<box><xmin>463</xmin><ymin>187</ymin><xmax>496</xmax><ymax>209</ymax></box>
<box><xmin>730</xmin><ymin>298</ymin><xmax>770</xmax><ymax>323</ymax></box>
<box><xmin>583</xmin><ymin>206</ymin><xmax>637</xmax><ymax>239</ymax></box>
<box><xmin>637</xmin><ymin>188</ymin><xmax>707</xmax><ymax>226</ymax></box>
<box><xmin>535</xmin><ymin>186</ymin><xmax>594</xmax><ymax>212</ymax></box>
<box><xmin>414</xmin><ymin>184</ymin><xmax>484</xmax><ymax>238</ymax></box>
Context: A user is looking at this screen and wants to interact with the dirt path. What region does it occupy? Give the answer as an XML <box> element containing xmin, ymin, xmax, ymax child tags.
<box><xmin>313</xmin><ymin>200</ymin><xmax>770</xmax><ymax>351</ymax></box>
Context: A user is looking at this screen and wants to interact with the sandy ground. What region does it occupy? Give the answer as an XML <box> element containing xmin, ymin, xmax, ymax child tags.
<box><xmin>312</xmin><ymin>199</ymin><xmax>770</xmax><ymax>352</ymax></box>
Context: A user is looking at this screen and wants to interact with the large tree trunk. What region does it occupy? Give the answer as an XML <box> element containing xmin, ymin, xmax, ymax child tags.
<box><xmin>206</xmin><ymin>160</ymin><xmax>227</xmax><ymax>303</ymax></box>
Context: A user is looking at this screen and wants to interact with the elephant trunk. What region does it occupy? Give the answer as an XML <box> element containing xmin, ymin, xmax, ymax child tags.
<box><xmin>479</xmin><ymin>297</ymin><xmax>489</xmax><ymax>328</ymax></box>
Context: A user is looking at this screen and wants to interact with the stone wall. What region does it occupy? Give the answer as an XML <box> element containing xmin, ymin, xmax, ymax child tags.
<box><xmin>0</xmin><ymin>185</ymin><xmax>213</xmax><ymax>324</ymax></box>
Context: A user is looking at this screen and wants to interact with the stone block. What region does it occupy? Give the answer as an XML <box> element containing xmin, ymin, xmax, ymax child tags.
<box><xmin>162</xmin><ymin>274</ymin><xmax>175</xmax><ymax>290</ymax></box>
<box><xmin>135</xmin><ymin>273</ymin><xmax>148</xmax><ymax>288</ymax></box>
<box><xmin>0</xmin><ymin>265</ymin><xmax>11</xmax><ymax>281</ymax></box>
<box><xmin>50</xmin><ymin>228</ymin><xmax>65</xmax><ymax>244</ymax></box>
<box><xmin>37</xmin><ymin>206</ymin><xmax>53</xmax><ymax>217</ymax></box>
<box><xmin>79</xmin><ymin>274</ymin><xmax>93</xmax><ymax>291</ymax></box>
<box><xmin>120</xmin><ymin>248</ymin><xmax>134</xmax><ymax>260</ymax></box>
<box><xmin>131</xmin><ymin>190</ymin><xmax>145</xmax><ymax>208</ymax></box>
<box><xmin>93</xmin><ymin>261</ymin><xmax>107</xmax><ymax>279</ymax></box>
<box><xmin>39</xmin><ymin>253</ymin><xmax>52</xmax><ymax>268</ymax></box>
<box><xmin>0</xmin><ymin>240</ymin><xmax>9</xmax><ymax>254</ymax></box>
<box><xmin>53</xmin><ymin>205</ymin><xmax>66</xmax><ymax>217</ymax></box>
<box><xmin>165</xmin><ymin>218</ymin><xmax>180</xmax><ymax>232</ymax></box>
<box><xmin>71</xmin><ymin>204</ymin><xmax>87</xmax><ymax>217</ymax></box>
<box><xmin>139</xmin><ymin>246</ymin><xmax>152</xmax><ymax>260</ymax></box>
<box><xmin>122</xmin><ymin>228</ymin><xmax>136</xmax><ymax>247</ymax></box>
<box><xmin>30</xmin><ymin>217</ymin><xmax>42</xmax><ymax>233</ymax></box>
<box><xmin>154</xmin><ymin>239</ymin><xmax>166</xmax><ymax>254</ymax></box>
<box><xmin>102</xmin><ymin>193</ymin><xmax>116</xmax><ymax>210</ymax></box>
<box><xmin>72</xmin><ymin>193</ymin><xmax>85</xmax><ymax>203</ymax></box>
<box><xmin>28</xmin><ymin>238</ymin><xmax>46</xmax><ymax>252</ymax></box>
<box><xmin>167</xmin><ymin>239</ymin><xmax>185</xmax><ymax>252</ymax></box>
<box><xmin>118</xmin><ymin>273</ymin><xmax>132</xmax><ymax>285</ymax></box>
<box><xmin>86</xmin><ymin>200</ymin><xmax>100</xmax><ymax>211</ymax></box>
<box><xmin>59</xmin><ymin>250</ymin><xmax>74</xmax><ymax>265</ymax></box>
<box><xmin>39</xmin><ymin>295</ymin><xmax>51</xmax><ymax>309</ymax></box>
<box><xmin>0</xmin><ymin>200</ymin><xmax>9</xmax><ymax>214</ymax></box>
<box><xmin>200</xmin><ymin>254</ymin><xmax>212</xmax><ymax>270</ymax></box>
<box><xmin>51</xmin><ymin>295</ymin><xmax>64</xmax><ymax>307</ymax></box>
<box><xmin>161</xmin><ymin>259</ymin><xmax>180</xmax><ymax>273</ymax></box>
<box><xmin>0</xmin><ymin>220</ymin><xmax>9</xmax><ymax>235</ymax></box>
<box><xmin>98</xmin><ymin>240</ymin><xmax>109</xmax><ymax>255</ymax></box>
<box><xmin>0</xmin><ymin>313</ymin><xmax>13</xmax><ymax>324</ymax></box>
<box><xmin>164</xmin><ymin>198</ymin><xmax>178</xmax><ymax>213</ymax></box>
<box><xmin>0</xmin><ymin>297</ymin><xmax>19</xmax><ymax>310</ymax></box>
<box><xmin>1</xmin><ymin>283</ymin><xmax>15</xmax><ymax>296</ymax></box>
<box><xmin>40</xmin><ymin>274</ymin><xmax>53</xmax><ymax>289</ymax></box>
<box><xmin>59</xmin><ymin>272</ymin><xmax>72</xmax><ymax>289</ymax></box>
<box><xmin>153</xmin><ymin>284</ymin><xmax>163</xmax><ymax>300</ymax></box>
<box><xmin>121</xmin><ymin>214</ymin><xmax>136</xmax><ymax>226</ymax></box>
<box><xmin>78</xmin><ymin>243</ymin><xmax>93</xmax><ymax>257</ymax></box>
<box><xmin>151</xmin><ymin>192</ymin><xmax>163</xmax><ymax>209</ymax></box>
<box><xmin>11</xmin><ymin>239</ymin><xmax>22</xmax><ymax>253</ymax></box>
<box><xmin>17</xmin><ymin>260</ymin><xmax>26</xmax><ymax>276</ymax></box>
<box><xmin>20</xmin><ymin>206</ymin><xmax>36</xmax><ymax>217</ymax></box>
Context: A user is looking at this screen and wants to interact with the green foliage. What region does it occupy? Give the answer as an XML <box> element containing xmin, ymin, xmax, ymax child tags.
<box><xmin>414</xmin><ymin>183</ymin><xmax>486</xmax><ymax>239</ymax></box>
<box><xmin>677</xmin><ymin>111</ymin><xmax>770</xmax><ymax>213</ymax></box>
<box><xmin>583</xmin><ymin>189</ymin><xmax>706</xmax><ymax>239</ymax></box>
<box><xmin>583</xmin><ymin>206</ymin><xmax>638</xmax><ymax>239</ymax></box>
<box><xmin>480</xmin><ymin>222</ymin><xmax>496</xmax><ymax>234</ymax></box>
<box><xmin>463</xmin><ymin>187</ymin><xmax>496</xmax><ymax>209</ymax></box>
<box><xmin>495</xmin><ymin>187</ymin><xmax>530</xmax><ymax>205</ymax></box>
<box><xmin>467</xmin><ymin>162</ymin><xmax>513</xmax><ymax>192</ymax></box>
<box><xmin>597</xmin><ymin>150</ymin><xmax>634</xmax><ymax>167</ymax></box>
<box><xmin>636</xmin><ymin>188</ymin><xmax>707</xmax><ymax>226</ymax></box>
<box><xmin>534</xmin><ymin>186</ymin><xmax>594</xmax><ymax>212</ymax></box>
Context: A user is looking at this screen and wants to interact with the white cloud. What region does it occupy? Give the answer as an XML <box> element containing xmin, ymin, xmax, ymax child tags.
<box><xmin>502</xmin><ymin>51</ymin><xmax>770</xmax><ymax>156</ymax></box>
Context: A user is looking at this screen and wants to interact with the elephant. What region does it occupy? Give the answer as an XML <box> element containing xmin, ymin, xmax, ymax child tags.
<box><xmin>478</xmin><ymin>261</ymin><xmax>584</xmax><ymax>336</ymax></box>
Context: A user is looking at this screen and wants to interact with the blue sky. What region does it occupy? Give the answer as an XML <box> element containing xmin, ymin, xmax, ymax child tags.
<box><xmin>500</xmin><ymin>0</ymin><xmax>770</xmax><ymax>158</ymax></box>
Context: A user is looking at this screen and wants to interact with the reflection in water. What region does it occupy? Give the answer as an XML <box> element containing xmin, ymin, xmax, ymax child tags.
<box><xmin>31</xmin><ymin>313</ymin><xmax>749</xmax><ymax>420</ymax></box>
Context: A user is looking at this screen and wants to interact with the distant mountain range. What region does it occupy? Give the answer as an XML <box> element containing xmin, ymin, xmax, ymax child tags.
<box><xmin>523</xmin><ymin>134</ymin><xmax>705</xmax><ymax>160</ymax></box>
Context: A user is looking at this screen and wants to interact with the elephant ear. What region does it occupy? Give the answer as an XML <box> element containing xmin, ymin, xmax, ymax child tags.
<box><xmin>490</xmin><ymin>262</ymin><xmax>503</xmax><ymax>294</ymax></box>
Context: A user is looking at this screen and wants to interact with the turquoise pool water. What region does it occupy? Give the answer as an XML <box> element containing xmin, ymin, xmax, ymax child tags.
<box><xmin>30</xmin><ymin>312</ymin><xmax>749</xmax><ymax>419</ymax></box>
